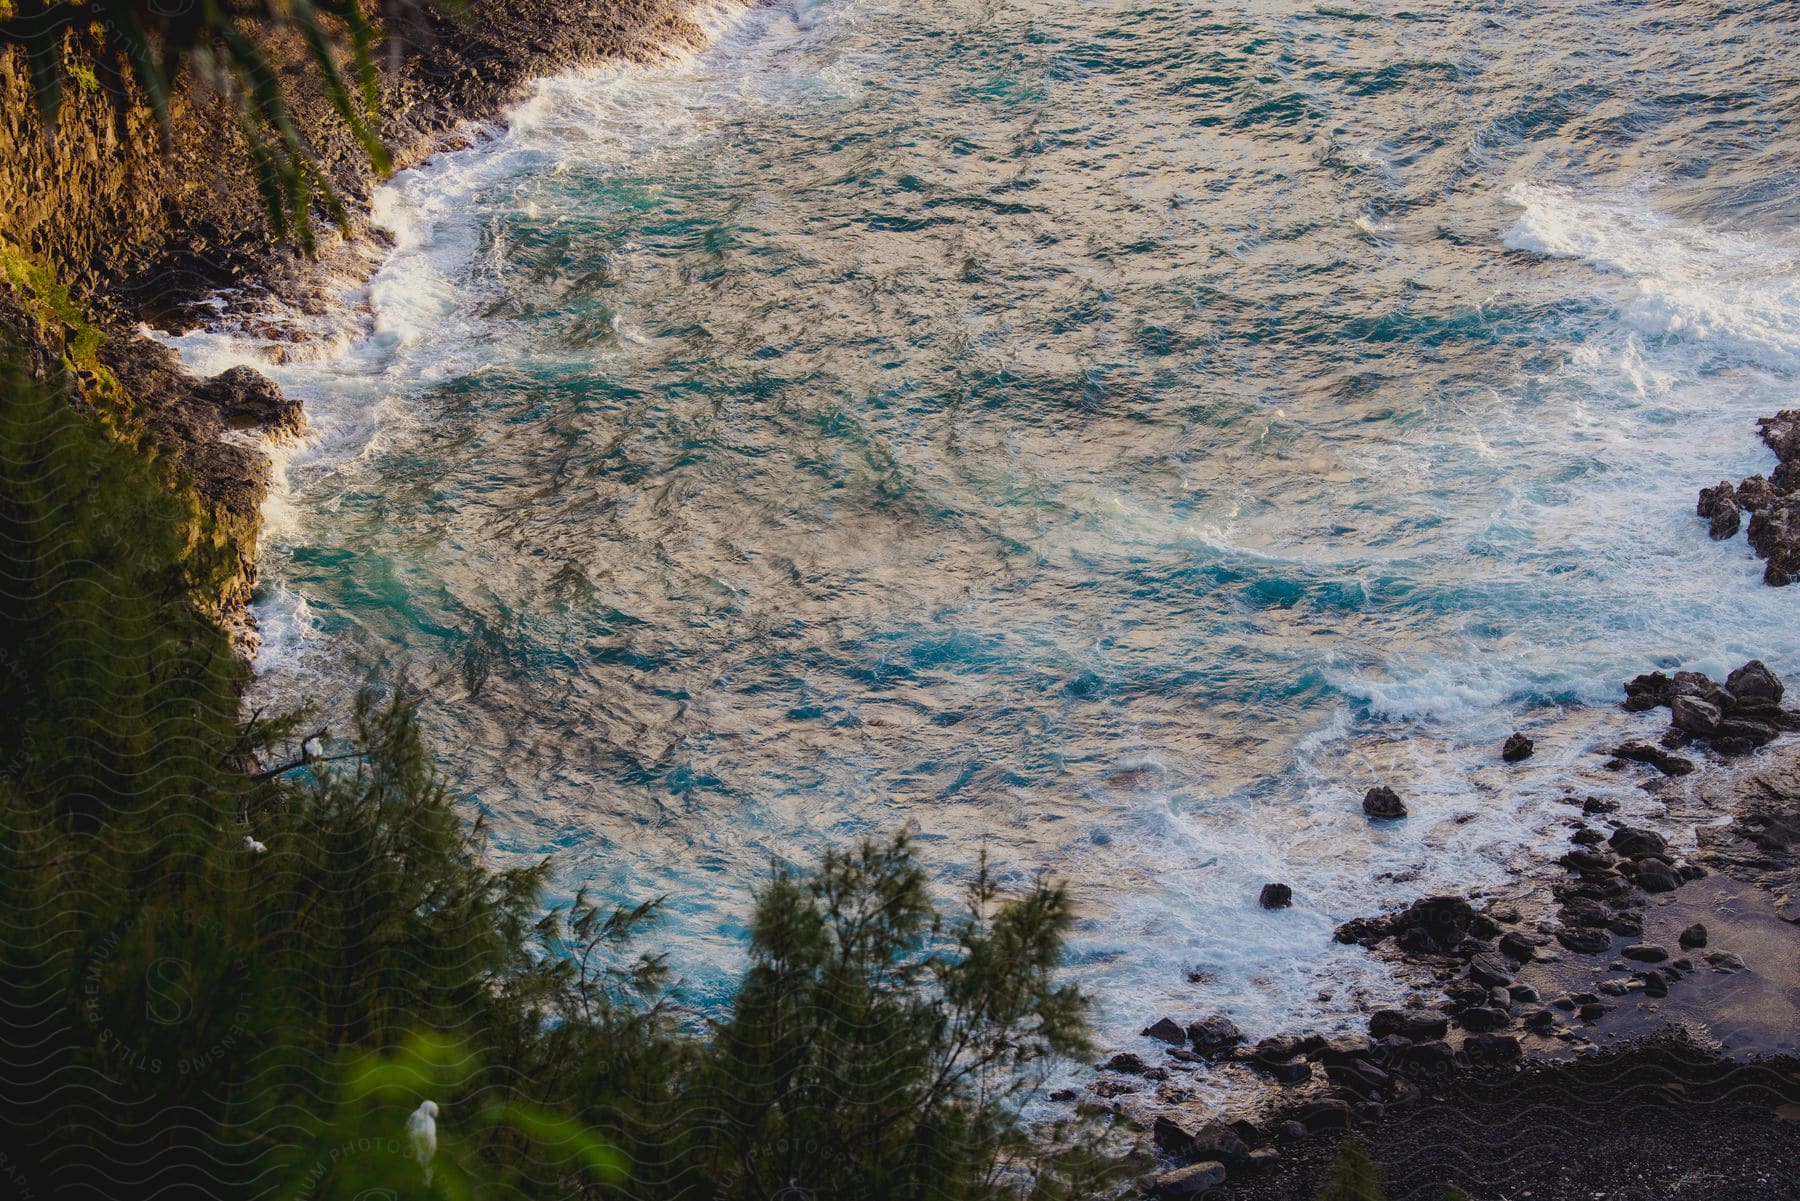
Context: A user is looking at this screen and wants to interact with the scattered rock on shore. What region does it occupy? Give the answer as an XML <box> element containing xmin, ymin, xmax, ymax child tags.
<box><xmin>1361</xmin><ymin>785</ymin><xmax>1407</xmax><ymax>820</ymax></box>
<box><xmin>1502</xmin><ymin>731</ymin><xmax>1535</xmax><ymax>761</ymax></box>
<box><xmin>1259</xmin><ymin>882</ymin><xmax>1293</xmax><ymax>910</ymax></box>
<box><xmin>1142</xmin><ymin>1017</ymin><xmax>1186</xmax><ymax>1044</ymax></box>
<box><xmin>1369</xmin><ymin>1008</ymin><xmax>1448</xmax><ymax>1040</ymax></box>
<box><xmin>1695</xmin><ymin>411</ymin><xmax>1800</xmax><ymax>585</ymax></box>
<box><xmin>1698</xmin><ymin>480</ymin><xmax>1742</xmax><ymax>539</ymax></box>
<box><xmin>1153</xmin><ymin>1161</ymin><xmax>1225</xmax><ymax>1198</ymax></box>
<box><xmin>1187</xmin><ymin>1015</ymin><xmax>1246</xmax><ymax>1056</ymax></box>
<box><xmin>1613</xmin><ymin>741</ymin><xmax>1695</xmax><ymax>776</ymax></box>
<box><xmin>1616</xmin><ymin>661</ymin><xmax>1795</xmax><ymax>763</ymax></box>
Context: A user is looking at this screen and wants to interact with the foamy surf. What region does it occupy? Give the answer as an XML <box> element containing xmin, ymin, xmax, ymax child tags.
<box><xmin>147</xmin><ymin>0</ymin><xmax>1800</xmax><ymax>1057</ymax></box>
<box><xmin>1504</xmin><ymin>183</ymin><xmax>1800</xmax><ymax>369</ymax></box>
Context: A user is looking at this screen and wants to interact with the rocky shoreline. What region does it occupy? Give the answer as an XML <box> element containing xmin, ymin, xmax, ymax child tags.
<box><xmin>7</xmin><ymin>8</ymin><xmax>1797</xmax><ymax>1197</ymax></box>
<box><xmin>1</xmin><ymin>0</ymin><xmax>737</xmax><ymax>647</ymax></box>
<box><xmin>1078</xmin><ymin>662</ymin><xmax>1800</xmax><ymax>1199</ymax></box>
<box><xmin>1697</xmin><ymin>410</ymin><xmax>1800</xmax><ymax>587</ymax></box>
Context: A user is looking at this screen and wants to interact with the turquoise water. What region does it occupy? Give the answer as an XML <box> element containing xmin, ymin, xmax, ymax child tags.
<box><xmin>163</xmin><ymin>0</ymin><xmax>1800</xmax><ymax>1055</ymax></box>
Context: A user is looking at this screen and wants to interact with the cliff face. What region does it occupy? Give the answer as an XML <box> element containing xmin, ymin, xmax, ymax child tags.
<box><xmin>0</xmin><ymin>0</ymin><xmax>716</xmax><ymax>638</ymax></box>
<box><xmin>2</xmin><ymin>1</ymin><xmax>711</xmax><ymax>307</ymax></box>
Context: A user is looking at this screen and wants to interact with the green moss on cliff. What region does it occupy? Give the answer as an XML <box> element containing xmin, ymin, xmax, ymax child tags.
<box><xmin>0</xmin><ymin>237</ymin><xmax>119</xmax><ymax>401</ymax></box>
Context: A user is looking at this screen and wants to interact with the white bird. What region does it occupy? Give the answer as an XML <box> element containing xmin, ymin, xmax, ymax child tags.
<box><xmin>407</xmin><ymin>1099</ymin><xmax>438</xmax><ymax>1186</ymax></box>
<box><xmin>241</xmin><ymin>836</ymin><xmax>267</xmax><ymax>854</ymax></box>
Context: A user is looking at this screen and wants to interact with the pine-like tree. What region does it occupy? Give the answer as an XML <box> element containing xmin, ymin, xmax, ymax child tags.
<box><xmin>1315</xmin><ymin>1136</ymin><xmax>1386</xmax><ymax>1201</ymax></box>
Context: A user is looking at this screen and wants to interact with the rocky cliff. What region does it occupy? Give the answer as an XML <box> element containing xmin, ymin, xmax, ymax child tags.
<box><xmin>0</xmin><ymin>0</ymin><xmax>718</xmax><ymax>637</ymax></box>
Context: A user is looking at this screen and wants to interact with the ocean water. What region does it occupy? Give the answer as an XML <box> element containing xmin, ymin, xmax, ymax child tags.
<box><xmin>157</xmin><ymin>0</ymin><xmax>1800</xmax><ymax>1052</ymax></box>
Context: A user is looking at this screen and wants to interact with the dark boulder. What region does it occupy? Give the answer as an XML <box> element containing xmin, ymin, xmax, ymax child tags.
<box><xmin>1369</xmin><ymin>1008</ymin><xmax>1448</xmax><ymax>1040</ymax></box>
<box><xmin>1698</xmin><ymin>481</ymin><xmax>1743</xmax><ymax>539</ymax></box>
<box><xmin>1499</xmin><ymin>931</ymin><xmax>1543</xmax><ymax>961</ymax></box>
<box><xmin>1314</xmin><ymin>1035</ymin><xmax>1373</xmax><ymax>1064</ymax></box>
<box><xmin>1672</xmin><ymin>670</ymin><xmax>1732</xmax><ymax>706</ymax></box>
<box><xmin>1186</xmin><ymin>1015</ymin><xmax>1245</xmax><ymax>1056</ymax></box>
<box><xmin>1142</xmin><ymin>1017</ymin><xmax>1186</xmax><ymax>1044</ymax></box>
<box><xmin>1738</xmin><ymin>475</ymin><xmax>1782</xmax><ymax>514</ymax></box>
<box><xmin>1747</xmin><ymin>500</ymin><xmax>1800</xmax><ymax>586</ymax></box>
<box><xmin>1398</xmin><ymin>895</ymin><xmax>1474</xmax><ymax>937</ymax></box>
<box><xmin>1560</xmin><ymin>848</ymin><xmax>1618</xmax><ymax>875</ymax></box>
<box><xmin>1334</xmin><ymin>916</ymin><xmax>1388</xmax><ymax>946</ymax></box>
<box><xmin>1714</xmin><ymin>717</ymin><xmax>1779</xmax><ymax>747</ymax></box>
<box><xmin>1183</xmin><ymin>1121</ymin><xmax>1251</xmax><ymax>1169</ymax></box>
<box><xmin>1636</xmin><ymin>859</ymin><xmax>1682</xmax><ymax>893</ymax></box>
<box><xmin>1463</xmin><ymin>1033</ymin><xmax>1522</xmax><ymax>1064</ymax></box>
<box><xmin>1679</xmin><ymin>922</ymin><xmax>1708</xmax><ymax>949</ymax></box>
<box><xmin>1608</xmin><ymin>827</ymin><xmax>1667</xmax><ymax>858</ymax></box>
<box><xmin>1560</xmin><ymin>897</ymin><xmax>1613</xmax><ymax>928</ymax></box>
<box><xmin>1152</xmin><ymin>1117</ymin><xmax>1251</xmax><ymax>1170</ymax></box>
<box><xmin>1502</xmin><ymin>732</ymin><xmax>1535</xmax><ymax>762</ymax></box>
<box><xmin>1445</xmin><ymin>982</ymin><xmax>1489</xmax><ymax>1009</ymax></box>
<box><xmin>1611</xmin><ymin>742</ymin><xmax>1694</xmax><ymax>776</ymax></box>
<box><xmin>1698</xmin><ymin>480</ymin><xmax>1736</xmax><ymax>519</ymax></box>
<box><xmin>1622</xmin><ymin>672</ymin><xmax>1673</xmax><ymax>711</ymax></box>
<box><xmin>1467</xmin><ymin>954</ymin><xmax>1514</xmax><ymax>988</ymax></box>
<box><xmin>194</xmin><ymin>365</ymin><xmax>304</xmax><ymax>437</ymax></box>
<box><xmin>1325</xmin><ymin>1059</ymin><xmax>1392</xmax><ymax>1099</ymax></box>
<box><xmin>1254</xmin><ymin>1056</ymin><xmax>1313</xmax><ymax>1084</ymax></box>
<box><xmin>1727</xmin><ymin>660</ymin><xmax>1784</xmax><ymax>705</ymax></box>
<box><xmin>1153</xmin><ymin>1162</ymin><xmax>1227</xmax><ymax>1199</ymax></box>
<box><xmin>1622</xmin><ymin>943</ymin><xmax>1668</xmax><ymax>963</ymax></box>
<box><xmin>1670</xmin><ymin>695</ymin><xmax>1724</xmax><ymax>737</ymax></box>
<box><xmin>1258</xmin><ymin>882</ymin><xmax>1293</xmax><ymax>910</ymax></box>
<box><xmin>1396</xmin><ymin>1040</ymin><xmax>1456</xmax><ymax>1080</ymax></box>
<box><xmin>1557</xmin><ymin>927</ymin><xmax>1612</xmax><ymax>954</ymax></box>
<box><xmin>1362</xmin><ymin>785</ymin><xmax>1407</xmax><ymax>819</ymax></box>
<box><xmin>1457</xmin><ymin>1006</ymin><xmax>1511</xmax><ymax>1032</ymax></box>
<box><xmin>1105</xmin><ymin>1052</ymin><xmax>1149</xmax><ymax>1074</ymax></box>
<box><xmin>1710</xmin><ymin>497</ymin><xmax>1743</xmax><ymax>539</ymax></box>
<box><xmin>1758</xmin><ymin>409</ymin><xmax>1800</xmax><ymax>462</ymax></box>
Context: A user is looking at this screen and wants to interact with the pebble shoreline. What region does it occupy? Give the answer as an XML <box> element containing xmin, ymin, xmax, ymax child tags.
<box><xmin>1070</xmin><ymin>659</ymin><xmax>1800</xmax><ymax>1198</ymax></box>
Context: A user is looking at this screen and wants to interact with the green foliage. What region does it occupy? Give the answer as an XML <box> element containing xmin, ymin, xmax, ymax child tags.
<box><xmin>700</xmin><ymin>837</ymin><xmax>1114</xmax><ymax>1200</ymax></box>
<box><xmin>0</xmin><ymin>235</ymin><xmax>120</xmax><ymax>404</ymax></box>
<box><xmin>0</xmin><ymin>1</ymin><xmax>450</xmax><ymax>248</ymax></box>
<box><xmin>1442</xmin><ymin>1188</ymin><xmax>1473</xmax><ymax>1201</ymax></box>
<box><xmin>0</xmin><ymin>339</ymin><xmax>1111</xmax><ymax>1196</ymax></box>
<box><xmin>1315</xmin><ymin>1137</ymin><xmax>1385</xmax><ymax>1201</ymax></box>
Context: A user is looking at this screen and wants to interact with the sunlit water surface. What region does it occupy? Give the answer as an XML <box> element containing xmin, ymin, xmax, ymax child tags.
<box><xmin>161</xmin><ymin>0</ymin><xmax>1800</xmax><ymax>1058</ymax></box>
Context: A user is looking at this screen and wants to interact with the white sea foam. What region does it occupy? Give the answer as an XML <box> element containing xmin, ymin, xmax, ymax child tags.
<box><xmin>1505</xmin><ymin>182</ymin><xmax>1800</xmax><ymax>369</ymax></box>
<box><xmin>152</xmin><ymin>0</ymin><xmax>807</xmax><ymax>684</ymax></box>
